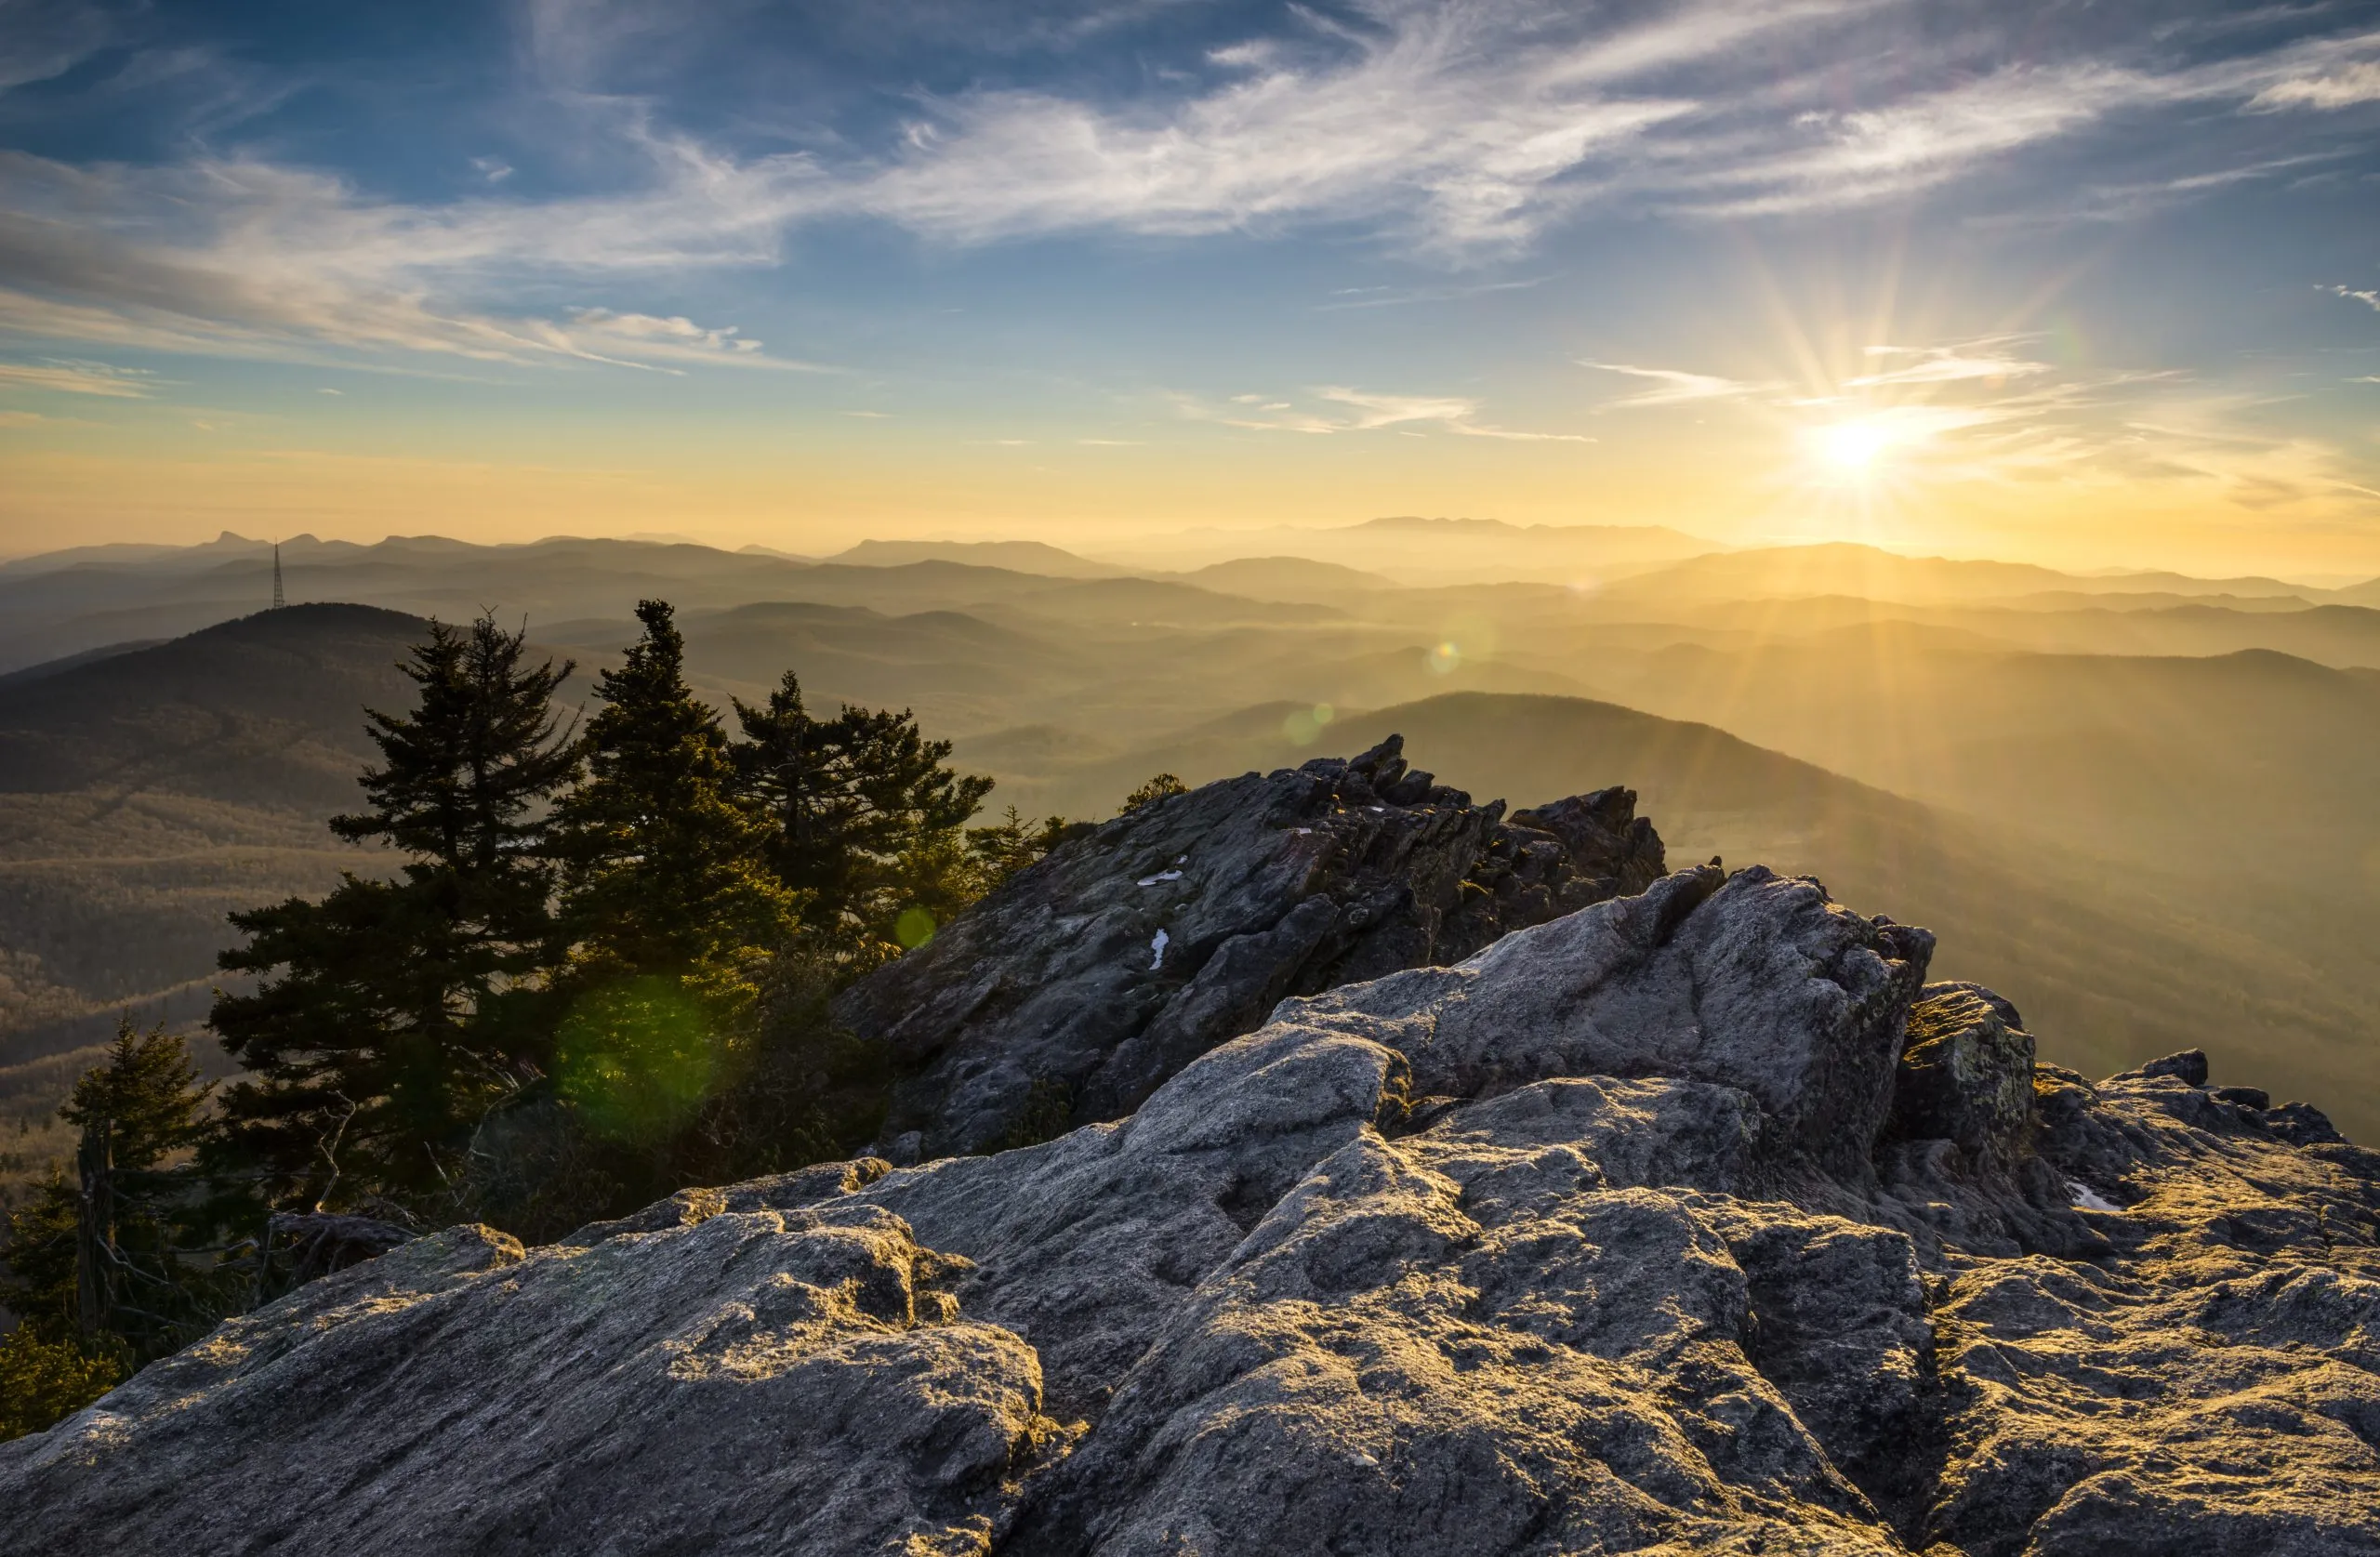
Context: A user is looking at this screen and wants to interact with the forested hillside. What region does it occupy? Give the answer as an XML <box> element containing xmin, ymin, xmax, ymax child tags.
<box><xmin>983</xmin><ymin>692</ymin><xmax>2379</xmax><ymax>1134</ymax></box>
<box><xmin>7</xmin><ymin>535</ymin><xmax>2378</xmax><ymax>1189</ymax></box>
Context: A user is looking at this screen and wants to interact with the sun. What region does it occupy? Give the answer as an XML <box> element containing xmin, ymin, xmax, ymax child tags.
<box><xmin>1811</xmin><ymin>416</ymin><xmax>1897</xmax><ymax>476</ymax></box>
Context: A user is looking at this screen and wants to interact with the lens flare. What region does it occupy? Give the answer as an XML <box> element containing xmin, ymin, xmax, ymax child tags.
<box><xmin>1284</xmin><ymin>703</ymin><xmax>1336</xmax><ymax>746</ymax></box>
<box><xmin>556</xmin><ymin>976</ymin><xmax>719</xmax><ymax>1143</ymax></box>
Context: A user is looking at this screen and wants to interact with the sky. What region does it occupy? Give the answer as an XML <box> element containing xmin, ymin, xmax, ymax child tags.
<box><xmin>0</xmin><ymin>0</ymin><xmax>2377</xmax><ymax>576</ymax></box>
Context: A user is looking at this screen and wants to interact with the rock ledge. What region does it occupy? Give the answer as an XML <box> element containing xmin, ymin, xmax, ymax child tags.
<box><xmin>7</xmin><ymin>745</ymin><xmax>2374</xmax><ymax>1557</ymax></box>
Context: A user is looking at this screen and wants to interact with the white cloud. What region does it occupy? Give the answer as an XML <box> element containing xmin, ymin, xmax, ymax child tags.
<box><xmin>1848</xmin><ymin>341</ymin><xmax>2053</xmax><ymax>388</ymax></box>
<box><xmin>1316</xmin><ymin>387</ymin><xmax>1481</xmax><ymax>429</ymax></box>
<box><xmin>2</xmin><ymin>5</ymin><xmax>2376</xmax><ymax>376</ymax></box>
<box><xmin>556</xmin><ymin>309</ymin><xmax>801</xmax><ymax>371</ymax></box>
<box><xmin>0</xmin><ymin>155</ymin><xmax>831</xmax><ymax>373</ymax></box>
<box><xmin>2333</xmin><ymin>286</ymin><xmax>2380</xmax><ymax>313</ymax></box>
<box><xmin>1657</xmin><ymin>28</ymin><xmax>2380</xmax><ymax>218</ymax></box>
<box><xmin>1583</xmin><ymin>362</ymin><xmax>1765</xmax><ymax>407</ymax></box>
<box><xmin>1178</xmin><ymin>382</ymin><xmax>1585</xmax><ymax>440</ymax></box>
<box><xmin>0</xmin><ymin>359</ymin><xmax>159</xmax><ymax>397</ymax></box>
<box><xmin>2249</xmin><ymin>59</ymin><xmax>2380</xmax><ymax>111</ymax></box>
<box><xmin>1668</xmin><ymin>62</ymin><xmax>2134</xmax><ymax>217</ymax></box>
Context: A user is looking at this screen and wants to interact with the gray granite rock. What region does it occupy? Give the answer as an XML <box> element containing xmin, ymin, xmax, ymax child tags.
<box><xmin>1</xmin><ymin>1212</ymin><xmax>1063</xmax><ymax>1556</ymax></box>
<box><xmin>7</xmin><ymin>765</ymin><xmax>2376</xmax><ymax>1555</ymax></box>
<box><xmin>1885</xmin><ymin>982</ymin><xmax>2039</xmax><ymax>1176</ymax></box>
<box><xmin>833</xmin><ymin>735</ymin><xmax>1667</xmax><ymax>1157</ymax></box>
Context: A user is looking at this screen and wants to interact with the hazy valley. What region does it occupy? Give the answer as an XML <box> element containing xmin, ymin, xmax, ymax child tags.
<box><xmin>5</xmin><ymin>524</ymin><xmax>2377</xmax><ymax>1154</ymax></box>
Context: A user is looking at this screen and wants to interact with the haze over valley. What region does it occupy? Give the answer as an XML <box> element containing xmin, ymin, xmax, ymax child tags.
<box><xmin>6</xmin><ymin>523</ymin><xmax>2378</xmax><ymax>1151</ymax></box>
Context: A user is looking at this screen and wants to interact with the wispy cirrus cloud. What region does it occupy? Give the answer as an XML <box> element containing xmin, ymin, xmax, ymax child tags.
<box><xmin>1582</xmin><ymin>362</ymin><xmax>1769</xmax><ymax>408</ymax></box>
<box><xmin>1316</xmin><ymin>276</ymin><xmax>1551</xmax><ymax>311</ymax></box>
<box><xmin>1846</xmin><ymin>341</ymin><xmax>2052</xmax><ymax>389</ymax></box>
<box><xmin>2249</xmin><ymin>58</ymin><xmax>2380</xmax><ymax>112</ymax></box>
<box><xmin>1</xmin><ymin>2</ymin><xmax>2375</xmax><ymax>376</ymax></box>
<box><xmin>0</xmin><ymin>154</ymin><xmax>829</xmax><ymax>373</ymax></box>
<box><xmin>0</xmin><ymin>358</ymin><xmax>159</xmax><ymax>396</ymax></box>
<box><xmin>1178</xmin><ymin>383</ymin><xmax>1588</xmax><ymax>441</ymax></box>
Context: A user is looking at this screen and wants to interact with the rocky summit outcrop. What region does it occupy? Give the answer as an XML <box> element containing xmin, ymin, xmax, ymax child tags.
<box><xmin>7</xmin><ymin>748</ymin><xmax>2378</xmax><ymax>1556</ymax></box>
<box><xmin>837</xmin><ymin>733</ymin><xmax>1668</xmax><ymax>1159</ymax></box>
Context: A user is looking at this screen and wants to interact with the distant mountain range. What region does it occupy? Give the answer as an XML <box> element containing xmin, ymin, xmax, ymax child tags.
<box><xmin>9</xmin><ymin>529</ymin><xmax>2375</xmax><ymax>678</ymax></box>
<box><xmin>5</xmin><ymin>531</ymin><xmax>2380</xmax><ymax>1164</ymax></box>
<box><xmin>1092</xmin><ymin>514</ymin><xmax>1722</xmax><ymax>584</ymax></box>
<box><xmin>1599</xmin><ymin>541</ymin><xmax>2321</xmax><ymax>603</ymax></box>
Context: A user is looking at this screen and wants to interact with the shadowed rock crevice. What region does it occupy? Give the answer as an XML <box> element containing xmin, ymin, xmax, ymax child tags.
<box><xmin>7</xmin><ymin>747</ymin><xmax>2376</xmax><ymax>1557</ymax></box>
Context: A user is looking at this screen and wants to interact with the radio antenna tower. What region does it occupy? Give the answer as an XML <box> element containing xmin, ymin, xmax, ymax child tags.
<box><xmin>271</xmin><ymin>541</ymin><xmax>284</xmax><ymax>610</ymax></box>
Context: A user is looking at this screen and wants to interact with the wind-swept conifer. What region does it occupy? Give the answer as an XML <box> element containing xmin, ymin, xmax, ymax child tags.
<box><xmin>734</xmin><ymin>670</ymin><xmax>994</xmax><ymax>947</ymax></box>
<box><xmin>553</xmin><ymin>601</ymin><xmax>794</xmax><ymax>980</ymax></box>
<box><xmin>546</xmin><ymin>601</ymin><xmax>795</xmax><ymax>1144</ymax></box>
<box><xmin>208</xmin><ymin>616</ymin><xmax>577</xmax><ymax>1206</ymax></box>
<box><xmin>0</xmin><ymin>1021</ymin><xmax>218</xmax><ymax>1436</ymax></box>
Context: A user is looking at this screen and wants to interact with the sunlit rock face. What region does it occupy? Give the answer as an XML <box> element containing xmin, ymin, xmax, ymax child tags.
<box><xmin>834</xmin><ymin>733</ymin><xmax>1669</xmax><ymax>1159</ymax></box>
<box><xmin>7</xmin><ymin>755</ymin><xmax>2377</xmax><ymax>1557</ymax></box>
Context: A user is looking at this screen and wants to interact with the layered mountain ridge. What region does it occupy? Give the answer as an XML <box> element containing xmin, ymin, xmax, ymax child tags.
<box><xmin>5</xmin><ymin>750</ymin><xmax>2373</xmax><ymax>1556</ymax></box>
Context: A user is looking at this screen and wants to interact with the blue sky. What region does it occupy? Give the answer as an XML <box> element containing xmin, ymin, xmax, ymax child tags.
<box><xmin>0</xmin><ymin>0</ymin><xmax>2377</xmax><ymax>573</ymax></box>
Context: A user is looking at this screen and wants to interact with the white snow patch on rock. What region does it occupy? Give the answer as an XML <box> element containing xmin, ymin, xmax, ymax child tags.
<box><xmin>2068</xmin><ymin>1180</ymin><xmax>2122</xmax><ymax>1213</ymax></box>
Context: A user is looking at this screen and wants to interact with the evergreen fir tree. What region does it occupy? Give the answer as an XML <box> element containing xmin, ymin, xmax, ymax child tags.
<box><xmin>208</xmin><ymin>615</ymin><xmax>577</xmax><ymax>1207</ymax></box>
<box><xmin>1118</xmin><ymin>772</ymin><xmax>1189</xmax><ymax>814</ymax></box>
<box><xmin>555</xmin><ymin>600</ymin><xmax>795</xmax><ymax>979</ymax></box>
<box><xmin>0</xmin><ymin>1021</ymin><xmax>218</xmax><ymax>1437</ymax></box>
<box><xmin>733</xmin><ymin>670</ymin><xmax>994</xmax><ymax>946</ymax></box>
<box><xmin>549</xmin><ymin>601</ymin><xmax>796</xmax><ymax>1143</ymax></box>
<box><xmin>1</xmin><ymin>1020</ymin><xmax>214</xmax><ymax>1345</ymax></box>
<box><xmin>60</xmin><ymin>1018</ymin><xmax>215</xmax><ymax>1168</ymax></box>
<box><xmin>966</xmin><ymin>804</ymin><xmax>1078</xmax><ymax>890</ymax></box>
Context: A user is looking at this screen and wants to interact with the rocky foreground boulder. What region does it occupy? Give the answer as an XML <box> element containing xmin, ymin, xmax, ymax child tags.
<box><xmin>6</xmin><ymin>753</ymin><xmax>2378</xmax><ymax>1555</ymax></box>
<box><xmin>838</xmin><ymin>734</ymin><xmax>1668</xmax><ymax>1159</ymax></box>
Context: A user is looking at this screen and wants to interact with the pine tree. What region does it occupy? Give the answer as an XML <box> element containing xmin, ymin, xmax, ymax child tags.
<box><xmin>60</xmin><ymin>1019</ymin><xmax>214</xmax><ymax>1169</ymax></box>
<box><xmin>1118</xmin><ymin>772</ymin><xmax>1189</xmax><ymax>814</ymax></box>
<box><xmin>0</xmin><ymin>1325</ymin><xmax>120</xmax><ymax>1442</ymax></box>
<box><xmin>733</xmin><ymin>670</ymin><xmax>994</xmax><ymax>947</ymax></box>
<box><xmin>966</xmin><ymin>805</ymin><xmax>1078</xmax><ymax>891</ymax></box>
<box><xmin>208</xmin><ymin>615</ymin><xmax>578</xmax><ymax>1207</ymax></box>
<box><xmin>556</xmin><ymin>601</ymin><xmax>794</xmax><ymax>978</ymax></box>
<box><xmin>0</xmin><ymin>1021</ymin><xmax>218</xmax><ymax>1437</ymax></box>
<box><xmin>549</xmin><ymin>601</ymin><xmax>796</xmax><ymax>1143</ymax></box>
